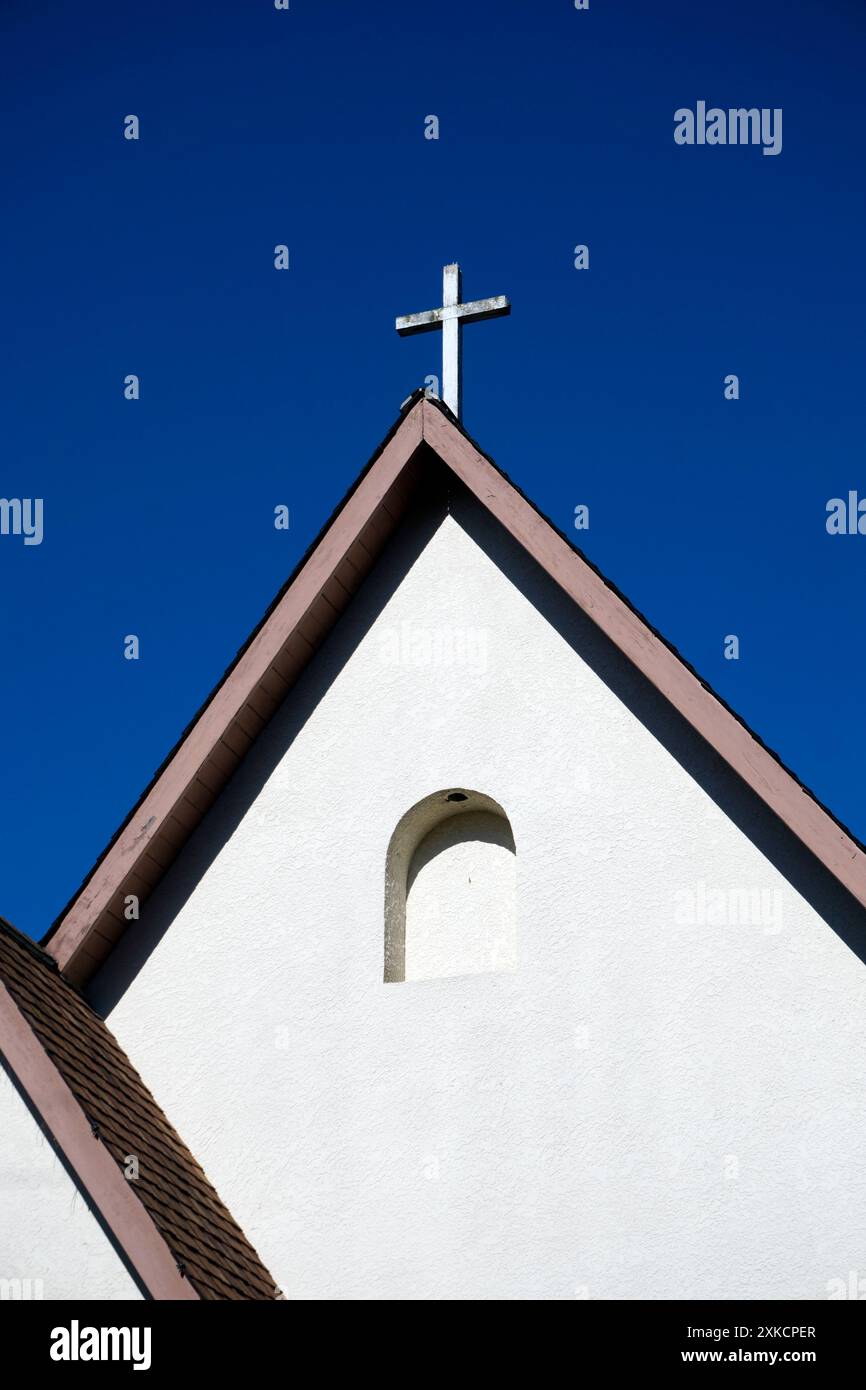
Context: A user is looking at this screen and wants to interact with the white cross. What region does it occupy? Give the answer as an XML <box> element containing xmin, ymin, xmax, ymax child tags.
<box><xmin>395</xmin><ymin>263</ymin><xmax>510</xmax><ymax>421</ymax></box>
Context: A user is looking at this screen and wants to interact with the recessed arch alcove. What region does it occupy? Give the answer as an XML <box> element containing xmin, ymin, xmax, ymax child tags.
<box><xmin>384</xmin><ymin>789</ymin><xmax>517</xmax><ymax>982</ymax></box>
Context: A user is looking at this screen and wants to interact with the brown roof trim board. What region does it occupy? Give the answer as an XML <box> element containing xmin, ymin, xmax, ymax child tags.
<box><xmin>44</xmin><ymin>394</ymin><xmax>866</xmax><ymax>984</ymax></box>
<box><xmin>0</xmin><ymin>918</ymin><xmax>279</xmax><ymax>1300</ymax></box>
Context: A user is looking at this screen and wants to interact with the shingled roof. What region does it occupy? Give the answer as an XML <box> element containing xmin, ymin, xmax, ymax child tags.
<box><xmin>0</xmin><ymin>915</ymin><xmax>279</xmax><ymax>1300</ymax></box>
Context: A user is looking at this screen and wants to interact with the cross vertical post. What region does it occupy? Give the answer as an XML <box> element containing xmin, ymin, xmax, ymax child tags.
<box><xmin>441</xmin><ymin>263</ymin><xmax>462</xmax><ymax>422</ymax></box>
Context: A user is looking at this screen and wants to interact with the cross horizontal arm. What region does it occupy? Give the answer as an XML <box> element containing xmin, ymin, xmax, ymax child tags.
<box><xmin>395</xmin><ymin>295</ymin><xmax>511</xmax><ymax>337</ymax></box>
<box><xmin>454</xmin><ymin>295</ymin><xmax>511</xmax><ymax>326</ymax></box>
<box><xmin>394</xmin><ymin>310</ymin><xmax>442</xmax><ymax>336</ymax></box>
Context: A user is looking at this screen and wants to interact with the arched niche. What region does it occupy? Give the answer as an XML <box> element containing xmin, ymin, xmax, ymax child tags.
<box><xmin>384</xmin><ymin>789</ymin><xmax>517</xmax><ymax>983</ymax></box>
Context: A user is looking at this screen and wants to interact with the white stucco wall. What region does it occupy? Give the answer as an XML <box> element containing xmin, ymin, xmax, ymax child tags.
<box><xmin>91</xmin><ymin>493</ymin><xmax>866</xmax><ymax>1300</ymax></box>
<box><xmin>0</xmin><ymin>1066</ymin><xmax>141</xmax><ymax>1300</ymax></box>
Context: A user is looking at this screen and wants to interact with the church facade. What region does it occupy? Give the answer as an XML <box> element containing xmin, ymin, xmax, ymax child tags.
<box><xmin>3</xmin><ymin>393</ymin><xmax>866</xmax><ymax>1299</ymax></box>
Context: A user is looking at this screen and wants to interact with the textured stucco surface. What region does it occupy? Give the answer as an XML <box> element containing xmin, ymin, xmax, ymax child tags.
<box><xmin>0</xmin><ymin>1066</ymin><xmax>142</xmax><ymax>1300</ymax></box>
<box><xmin>92</xmin><ymin>492</ymin><xmax>866</xmax><ymax>1300</ymax></box>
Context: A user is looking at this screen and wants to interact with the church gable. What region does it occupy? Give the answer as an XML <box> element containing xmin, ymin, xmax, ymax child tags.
<box><xmin>81</xmin><ymin>481</ymin><xmax>866</xmax><ymax>1299</ymax></box>
<box><xmin>42</xmin><ymin>394</ymin><xmax>866</xmax><ymax>992</ymax></box>
<box><xmin>21</xmin><ymin>390</ymin><xmax>866</xmax><ymax>1299</ymax></box>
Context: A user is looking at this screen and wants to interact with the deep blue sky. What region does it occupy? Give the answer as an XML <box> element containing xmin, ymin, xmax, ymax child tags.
<box><xmin>2</xmin><ymin>0</ymin><xmax>864</xmax><ymax>938</ymax></box>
